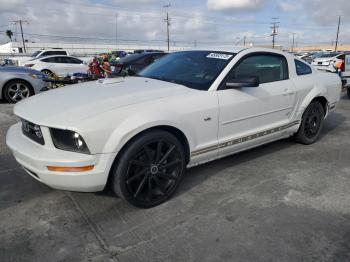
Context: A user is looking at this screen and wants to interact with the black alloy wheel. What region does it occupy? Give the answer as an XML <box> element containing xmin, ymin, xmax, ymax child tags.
<box><xmin>294</xmin><ymin>101</ymin><xmax>324</xmax><ymax>145</ymax></box>
<box><xmin>111</xmin><ymin>130</ymin><xmax>186</xmax><ymax>208</ymax></box>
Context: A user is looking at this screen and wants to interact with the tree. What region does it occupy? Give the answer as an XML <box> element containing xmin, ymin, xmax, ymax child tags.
<box><xmin>5</xmin><ymin>30</ymin><xmax>13</xmax><ymax>41</ymax></box>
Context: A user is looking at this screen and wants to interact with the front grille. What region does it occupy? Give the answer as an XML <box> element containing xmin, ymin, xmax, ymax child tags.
<box><xmin>21</xmin><ymin>119</ymin><xmax>45</xmax><ymax>145</ymax></box>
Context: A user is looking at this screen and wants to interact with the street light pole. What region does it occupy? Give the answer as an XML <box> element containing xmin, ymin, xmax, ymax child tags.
<box><xmin>335</xmin><ymin>16</ymin><xmax>341</xmax><ymax>52</ymax></box>
<box><xmin>115</xmin><ymin>13</ymin><xmax>118</xmax><ymax>50</ymax></box>
<box><xmin>163</xmin><ymin>3</ymin><xmax>171</xmax><ymax>52</ymax></box>
<box><xmin>291</xmin><ymin>33</ymin><xmax>296</xmax><ymax>52</ymax></box>
<box><xmin>13</xmin><ymin>20</ymin><xmax>28</xmax><ymax>53</ymax></box>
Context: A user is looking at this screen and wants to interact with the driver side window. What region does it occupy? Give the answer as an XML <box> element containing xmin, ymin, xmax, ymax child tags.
<box><xmin>232</xmin><ymin>54</ymin><xmax>289</xmax><ymax>84</ymax></box>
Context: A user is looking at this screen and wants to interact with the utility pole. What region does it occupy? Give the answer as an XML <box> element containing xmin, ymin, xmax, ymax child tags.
<box><xmin>335</xmin><ymin>16</ymin><xmax>341</xmax><ymax>52</ymax></box>
<box><xmin>163</xmin><ymin>3</ymin><xmax>171</xmax><ymax>52</ymax></box>
<box><xmin>13</xmin><ymin>20</ymin><xmax>28</xmax><ymax>53</ymax></box>
<box><xmin>291</xmin><ymin>33</ymin><xmax>296</xmax><ymax>52</ymax></box>
<box><xmin>270</xmin><ymin>17</ymin><xmax>279</xmax><ymax>49</ymax></box>
<box><xmin>243</xmin><ymin>35</ymin><xmax>246</xmax><ymax>46</ymax></box>
<box><xmin>115</xmin><ymin>13</ymin><xmax>118</xmax><ymax>50</ymax></box>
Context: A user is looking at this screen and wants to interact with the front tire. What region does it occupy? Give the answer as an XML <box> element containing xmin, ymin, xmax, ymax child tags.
<box><xmin>41</xmin><ymin>69</ymin><xmax>56</xmax><ymax>78</ymax></box>
<box><xmin>347</xmin><ymin>87</ymin><xmax>350</xmax><ymax>99</ymax></box>
<box><xmin>294</xmin><ymin>101</ymin><xmax>324</xmax><ymax>145</ymax></box>
<box><xmin>111</xmin><ymin>130</ymin><xmax>186</xmax><ymax>208</ymax></box>
<box><xmin>3</xmin><ymin>80</ymin><xmax>33</xmax><ymax>103</ymax></box>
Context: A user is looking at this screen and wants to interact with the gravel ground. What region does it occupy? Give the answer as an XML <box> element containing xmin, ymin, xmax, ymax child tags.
<box><xmin>0</xmin><ymin>93</ymin><xmax>350</xmax><ymax>262</ymax></box>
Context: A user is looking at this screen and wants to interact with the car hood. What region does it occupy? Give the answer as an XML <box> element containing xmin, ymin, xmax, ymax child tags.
<box><xmin>14</xmin><ymin>77</ymin><xmax>192</xmax><ymax>127</ymax></box>
<box><xmin>0</xmin><ymin>66</ymin><xmax>42</xmax><ymax>74</ymax></box>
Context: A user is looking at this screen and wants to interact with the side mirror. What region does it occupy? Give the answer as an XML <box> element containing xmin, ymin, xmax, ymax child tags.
<box><xmin>225</xmin><ymin>76</ymin><xmax>259</xmax><ymax>89</ymax></box>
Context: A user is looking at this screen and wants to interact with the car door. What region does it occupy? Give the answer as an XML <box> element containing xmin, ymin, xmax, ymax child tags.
<box><xmin>217</xmin><ymin>53</ymin><xmax>297</xmax><ymax>156</ymax></box>
<box><xmin>64</xmin><ymin>57</ymin><xmax>87</xmax><ymax>74</ymax></box>
<box><xmin>40</xmin><ymin>57</ymin><xmax>61</xmax><ymax>74</ymax></box>
<box><xmin>50</xmin><ymin>56</ymin><xmax>70</xmax><ymax>76</ymax></box>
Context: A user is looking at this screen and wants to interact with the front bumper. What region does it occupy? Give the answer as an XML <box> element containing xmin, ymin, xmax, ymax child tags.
<box><xmin>6</xmin><ymin>123</ymin><xmax>116</xmax><ymax>192</ymax></box>
<box><xmin>31</xmin><ymin>78</ymin><xmax>49</xmax><ymax>94</ymax></box>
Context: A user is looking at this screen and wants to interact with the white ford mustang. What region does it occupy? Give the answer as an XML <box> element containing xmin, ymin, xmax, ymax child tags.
<box><xmin>6</xmin><ymin>47</ymin><xmax>341</xmax><ymax>208</ymax></box>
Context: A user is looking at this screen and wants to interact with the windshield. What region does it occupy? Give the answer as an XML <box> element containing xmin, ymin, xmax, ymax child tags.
<box><xmin>138</xmin><ymin>51</ymin><xmax>235</xmax><ymax>91</ymax></box>
<box><xmin>119</xmin><ymin>53</ymin><xmax>144</xmax><ymax>63</ymax></box>
<box><xmin>31</xmin><ymin>51</ymin><xmax>41</xmax><ymax>57</ymax></box>
<box><xmin>318</xmin><ymin>53</ymin><xmax>341</xmax><ymax>58</ymax></box>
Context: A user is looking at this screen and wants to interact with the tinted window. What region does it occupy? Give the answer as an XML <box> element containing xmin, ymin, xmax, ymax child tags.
<box><xmin>42</xmin><ymin>51</ymin><xmax>67</xmax><ymax>57</ymax></box>
<box><xmin>233</xmin><ymin>54</ymin><xmax>289</xmax><ymax>84</ymax></box>
<box><xmin>139</xmin><ymin>51</ymin><xmax>235</xmax><ymax>91</ymax></box>
<box><xmin>295</xmin><ymin>59</ymin><xmax>312</xmax><ymax>75</ymax></box>
<box><xmin>318</xmin><ymin>53</ymin><xmax>341</xmax><ymax>58</ymax></box>
<box><xmin>31</xmin><ymin>51</ymin><xmax>41</xmax><ymax>57</ymax></box>
<box><xmin>61</xmin><ymin>57</ymin><xmax>82</xmax><ymax>64</ymax></box>
<box><xmin>119</xmin><ymin>54</ymin><xmax>144</xmax><ymax>63</ymax></box>
<box><xmin>42</xmin><ymin>57</ymin><xmax>60</xmax><ymax>63</ymax></box>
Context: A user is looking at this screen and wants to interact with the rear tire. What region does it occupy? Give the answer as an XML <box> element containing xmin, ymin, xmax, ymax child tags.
<box><xmin>347</xmin><ymin>87</ymin><xmax>350</xmax><ymax>99</ymax></box>
<box><xmin>3</xmin><ymin>80</ymin><xmax>33</xmax><ymax>103</ymax></box>
<box><xmin>294</xmin><ymin>101</ymin><xmax>324</xmax><ymax>145</ymax></box>
<box><xmin>111</xmin><ymin>130</ymin><xmax>186</xmax><ymax>208</ymax></box>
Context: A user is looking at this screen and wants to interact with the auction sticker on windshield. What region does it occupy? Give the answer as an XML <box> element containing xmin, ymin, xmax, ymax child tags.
<box><xmin>206</xmin><ymin>53</ymin><xmax>233</xmax><ymax>60</ymax></box>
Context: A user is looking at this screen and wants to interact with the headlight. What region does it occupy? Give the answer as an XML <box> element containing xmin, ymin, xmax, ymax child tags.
<box><xmin>21</xmin><ymin>119</ymin><xmax>45</xmax><ymax>145</ymax></box>
<box><xmin>50</xmin><ymin>128</ymin><xmax>90</xmax><ymax>154</ymax></box>
<box><xmin>29</xmin><ymin>73</ymin><xmax>46</xmax><ymax>79</ymax></box>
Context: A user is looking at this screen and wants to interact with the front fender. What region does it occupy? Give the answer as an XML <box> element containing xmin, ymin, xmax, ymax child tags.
<box><xmin>101</xmin><ymin>110</ymin><xmax>196</xmax><ymax>154</ymax></box>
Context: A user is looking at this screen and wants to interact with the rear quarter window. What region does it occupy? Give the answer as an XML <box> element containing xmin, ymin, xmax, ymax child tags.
<box><xmin>295</xmin><ymin>59</ymin><xmax>312</xmax><ymax>76</ymax></box>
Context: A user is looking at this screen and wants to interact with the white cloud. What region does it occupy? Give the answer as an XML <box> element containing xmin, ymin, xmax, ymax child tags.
<box><xmin>207</xmin><ymin>0</ymin><xmax>266</xmax><ymax>11</ymax></box>
<box><xmin>278</xmin><ymin>1</ymin><xmax>299</xmax><ymax>12</ymax></box>
<box><xmin>0</xmin><ymin>0</ymin><xmax>26</xmax><ymax>12</ymax></box>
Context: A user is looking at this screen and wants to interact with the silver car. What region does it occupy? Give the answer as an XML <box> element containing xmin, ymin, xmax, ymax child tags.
<box><xmin>0</xmin><ymin>66</ymin><xmax>48</xmax><ymax>103</ymax></box>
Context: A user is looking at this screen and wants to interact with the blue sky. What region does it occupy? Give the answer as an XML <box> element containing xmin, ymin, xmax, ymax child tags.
<box><xmin>0</xmin><ymin>0</ymin><xmax>349</xmax><ymax>49</ymax></box>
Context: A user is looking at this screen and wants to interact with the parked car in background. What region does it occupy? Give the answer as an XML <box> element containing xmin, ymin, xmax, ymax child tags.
<box><xmin>133</xmin><ymin>49</ymin><xmax>164</xmax><ymax>54</ymax></box>
<box><xmin>341</xmin><ymin>53</ymin><xmax>350</xmax><ymax>98</ymax></box>
<box><xmin>0</xmin><ymin>66</ymin><xmax>48</xmax><ymax>103</ymax></box>
<box><xmin>311</xmin><ymin>52</ymin><xmax>343</xmax><ymax>72</ymax></box>
<box><xmin>112</xmin><ymin>52</ymin><xmax>167</xmax><ymax>76</ymax></box>
<box><xmin>8</xmin><ymin>49</ymin><xmax>69</xmax><ymax>66</ymax></box>
<box><xmin>301</xmin><ymin>52</ymin><xmax>323</xmax><ymax>64</ymax></box>
<box><xmin>6</xmin><ymin>47</ymin><xmax>341</xmax><ymax>208</ymax></box>
<box><xmin>24</xmin><ymin>55</ymin><xmax>88</xmax><ymax>77</ymax></box>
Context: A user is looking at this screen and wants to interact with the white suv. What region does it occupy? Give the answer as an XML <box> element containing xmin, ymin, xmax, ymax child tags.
<box><xmin>13</xmin><ymin>49</ymin><xmax>69</xmax><ymax>66</ymax></box>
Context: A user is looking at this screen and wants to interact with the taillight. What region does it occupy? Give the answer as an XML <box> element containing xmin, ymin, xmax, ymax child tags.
<box><xmin>25</xmin><ymin>64</ymin><xmax>34</xmax><ymax>67</ymax></box>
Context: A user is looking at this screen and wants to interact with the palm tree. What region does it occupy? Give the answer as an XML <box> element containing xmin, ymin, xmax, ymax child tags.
<box><xmin>5</xmin><ymin>30</ymin><xmax>13</xmax><ymax>42</ymax></box>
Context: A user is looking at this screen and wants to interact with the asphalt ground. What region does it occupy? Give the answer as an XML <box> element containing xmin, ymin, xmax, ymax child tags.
<box><xmin>0</xmin><ymin>93</ymin><xmax>350</xmax><ymax>262</ymax></box>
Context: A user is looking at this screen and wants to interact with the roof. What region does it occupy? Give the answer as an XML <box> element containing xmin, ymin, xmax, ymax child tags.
<box><xmin>183</xmin><ymin>46</ymin><xmax>291</xmax><ymax>57</ymax></box>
